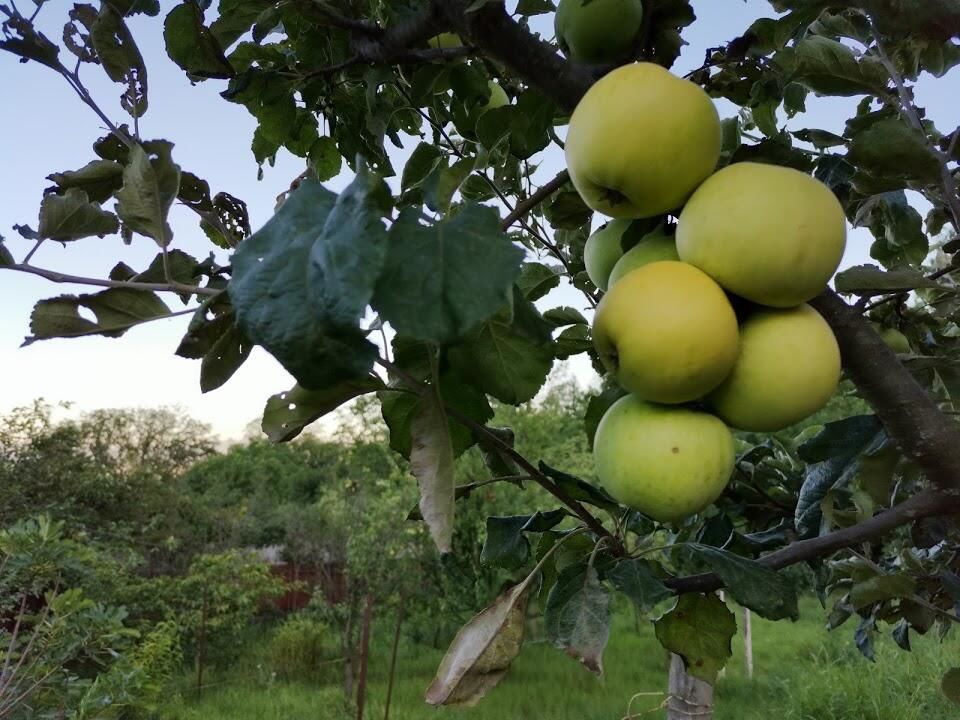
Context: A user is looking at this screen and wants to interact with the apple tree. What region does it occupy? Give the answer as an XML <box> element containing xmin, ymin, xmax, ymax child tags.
<box><xmin>2</xmin><ymin>1</ymin><xmax>960</xmax><ymax>717</ymax></box>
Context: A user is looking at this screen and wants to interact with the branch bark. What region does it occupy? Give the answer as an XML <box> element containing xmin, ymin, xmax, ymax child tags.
<box><xmin>501</xmin><ymin>170</ymin><xmax>570</xmax><ymax>232</ymax></box>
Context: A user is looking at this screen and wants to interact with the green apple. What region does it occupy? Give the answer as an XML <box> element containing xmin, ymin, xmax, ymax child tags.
<box><xmin>427</xmin><ymin>32</ymin><xmax>463</xmax><ymax>50</ymax></box>
<box><xmin>584</xmin><ymin>219</ymin><xmax>632</xmax><ymax>290</ymax></box>
<box><xmin>677</xmin><ymin>162</ymin><xmax>847</xmax><ymax>307</ymax></box>
<box><xmin>708</xmin><ymin>304</ymin><xmax>841</xmax><ymax>432</ymax></box>
<box><xmin>555</xmin><ymin>0</ymin><xmax>644</xmax><ymax>64</ymax></box>
<box><xmin>566</xmin><ymin>63</ymin><xmax>721</xmax><ymax>219</ymax></box>
<box><xmin>594</xmin><ymin>395</ymin><xmax>735</xmax><ymax>523</ymax></box>
<box><xmin>608</xmin><ymin>233</ymin><xmax>680</xmax><ymax>288</ymax></box>
<box><xmin>876</xmin><ymin>326</ymin><xmax>912</xmax><ymax>354</ymax></box>
<box><xmin>592</xmin><ymin>261</ymin><xmax>739</xmax><ymax>403</ymax></box>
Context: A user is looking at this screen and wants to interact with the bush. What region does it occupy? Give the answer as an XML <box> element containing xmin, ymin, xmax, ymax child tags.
<box><xmin>267</xmin><ymin>615</ymin><xmax>338</xmax><ymax>682</ymax></box>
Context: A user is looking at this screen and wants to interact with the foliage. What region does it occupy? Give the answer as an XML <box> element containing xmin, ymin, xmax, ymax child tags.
<box><xmin>3</xmin><ymin>0</ymin><xmax>960</xmax><ymax>713</ymax></box>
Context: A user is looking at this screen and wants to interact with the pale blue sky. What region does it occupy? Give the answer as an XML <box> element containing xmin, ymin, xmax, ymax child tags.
<box><xmin>2</xmin><ymin>1</ymin><xmax>957</xmax><ymax>439</ymax></box>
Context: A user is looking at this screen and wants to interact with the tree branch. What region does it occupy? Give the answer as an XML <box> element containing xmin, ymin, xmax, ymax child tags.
<box><xmin>501</xmin><ymin>170</ymin><xmax>569</xmax><ymax>232</ymax></box>
<box><xmin>7</xmin><ymin>262</ymin><xmax>220</xmax><ymax>297</ymax></box>
<box><xmin>667</xmin><ymin>489</ymin><xmax>959</xmax><ymax>594</ymax></box>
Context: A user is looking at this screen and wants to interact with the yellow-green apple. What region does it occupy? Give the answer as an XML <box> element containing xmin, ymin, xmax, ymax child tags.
<box><xmin>594</xmin><ymin>395</ymin><xmax>735</xmax><ymax>523</ymax></box>
<box><xmin>608</xmin><ymin>233</ymin><xmax>680</xmax><ymax>288</ymax></box>
<box><xmin>592</xmin><ymin>261</ymin><xmax>739</xmax><ymax>403</ymax></box>
<box><xmin>708</xmin><ymin>304</ymin><xmax>841</xmax><ymax>431</ymax></box>
<box><xmin>427</xmin><ymin>32</ymin><xmax>463</xmax><ymax>50</ymax></box>
<box><xmin>555</xmin><ymin>0</ymin><xmax>644</xmax><ymax>64</ymax></box>
<box><xmin>584</xmin><ymin>219</ymin><xmax>631</xmax><ymax>290</ymax></box>
<box><xmin>876</xmin><ymin>326</ymin><xmax>912</xmax><ymax>354</ymax></box>
<box><xmin>677</xmin><ymin>162</ymin><xmax>847</xmax><ymax>307</ymax></box>
<box><xmin>566</xmin><ymin>63</ymin><xmax>721</xmax><ymax>219</ymax></box>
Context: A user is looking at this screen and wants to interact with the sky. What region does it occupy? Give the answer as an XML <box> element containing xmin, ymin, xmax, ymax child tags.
<box><xmin>2</xmin><ymin>1</ymin><xmax>958</xmax><ymax>441</ymax></box>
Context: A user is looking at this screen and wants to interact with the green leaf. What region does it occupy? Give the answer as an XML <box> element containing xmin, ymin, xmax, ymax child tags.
<box><xmin>379</xmin><ymin>373</ymin><xmax>493</xmax><ymax>459</ymax></box>
<box><xmin>782</xmin><ymin>35</ymin><xmax>889</xmax><ymax>96</ymax></box>
<box><xmin>0</xmin><ymin>241</ymin><xmax>13</xmax><ymax>267</ymax></box>
<box><xmin>584</xmin><ymin>384</ymin><xmax>627</xmax><ymax>451</ymax></box>
<box><xmin>163</xmin><ymin>2</ymin><xmax>234</xmax><ymax>79</ymax></box>
<box><xmin>373</xmin><ymin>204</ymin><xmax>523</xmax><ymax>343</ymax></box>
<box><xmin>516</xmin><ymin>0</ymin><xmax>554</xmax><ymax>15</ymax></box>
<box><xmin>200</xmin><ymin>324</ymin><xmax>251</xmax><ymax>393</ymax></box>
<box><xmin>942</xmin><ymin>668</ymin><xmax>960</xmax><ymax>705</ymax></box>
<box><xmin>90</xmin><ymin>5</ymin><xmax>148</xmax><ymax>116</ymax></box>
<box><xmin>854</xmin><ymin>615</ymin><xmax>876</xmax><ymax>662</ymax></box>
<box><xmin>539</xmin><ymin>462</ymin><xmax>620</xmax><ymax>513</ymax></box>
<box><xmin>448</xmin><ymin>287</ymin><xmax>554</xmax><ymax>405</ymax></box>
<box><xmin>544</xmin><ymin>191</ymin><xmax>593</xmax><ymax>231</ymax></box>
<box><xmin>855</xmin><ymin>191</ymin><xmax>930</xmax><ymax>269</ymax></box>
<box><xmin>849</xmin><ymin>574</ymin><xmax>917</xmax><ymax>609</ymax></box>
<box><xmin>426</xmin><ymin>581</ymin><xmax>531</xmax><ymax>706</ymax></box>
<box><xmin>401</xmin><ymin>142</ymin><xmax>444</xmax><ymax>196</ymax></box>
<box><xmin>210</xmin><ymin>0</ymin><xmax>271</xmax><ymax>49</ymax></box>
<box><xmin>689</xmin><ymin>545</ymin><xmax>799</xmax><ymax>621</ymax></box>
<box><xmin>835</xmin><ymin>263</ymin><xmax>945</xmax><ymax>295</ymax></box>
<box><xmin>424</xmin><ymin>156</ymin><xmax>476</xmax><ymax>213</ymax></box>
<box><xmin>46</xmin><ymin>160</ymin><xmax>124</xmax><ymax>203</ymax></box>
<box><xmin>792</xmin><ymin>128</ymin><xmax>846</xmax><ymax>149</ymax></box>
<box><xmin>543</xmin><ymin>306</ymin><xmax>587</xmax><ymax>327</ymax></box>
<box><xmin>481</xmin><ymin>516</ymin><xmax>532</xmax><ymax>570</ymax></box>
<box><xmin>517</xmin><ymin>262</ymin><xmax>560</xmax><ymax>301</ymax></box>
<box><xmin>795</xmin><ymin>415</ymin><xmax>885</xmax><ymax>537</ymax></box>
<box><xmin>0</xmin><ymin>13</ymin><xmax>61</xmax><ymax>70</ymax></box>
<box><xmin>847</xmin><ymin>118</ymin><xmax>942</xmax><ymax>185</ymax></box>
<box><xmin>261</xmin><ymin>378</ymin><xmax>383</xmax><ymax>443</ymax></box>
<box><xmin>645</xmin><ymin>0</ymin><xmax>696</xmax><ymax>68</ymax></box>
<box><xmin>545</xmin><ymin>562</ymin><xmax>611</xmax><ymax>674</ymax></box>
<box><xmin>411</xmin><ymin>386</ymin><xmax>456</xmax><ymax>553</ymax></box>
<box><xmin>654</xmin><ymin>593</ymin><xmax>736</xmax><ymax>683</ymax></box>
<box><xmin>229</xmin><ymin>178</ymin><xmax>380</xmax><ymax>391</ymax></box>
<box><xmin>115</xmin><ymin>143</ymin><xmax>181</xmax><ymax>246</ymax></box>
<box><xmin>37</xmin><ymin>188</ymin><xmax>118</xmax><ymax>241</ymax></box>
<box><xmin>607</xmin><ymin>559</ymin><xmax>672</xmax><ymax>612</ymax></box>
<box><xmin>24</xmin><ymin>288</ymin><xmax>169</xmax><ymax>344</ymax></box>
<box><xmin>555</xmin><ymin>325</ymin><xmax>592</xmax><ymax>360</ymax></box>
<box><xmin>309</xmin><ymin>136</ymin><xmax>341</xmax><ymax>181</ymax></box>
<box><xmin>508</xmin><ymin>90</ymin><xmax>555</xmax><ymax>159</ymax></box>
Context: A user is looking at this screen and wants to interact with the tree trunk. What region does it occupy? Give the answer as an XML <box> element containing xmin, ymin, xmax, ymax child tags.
<box><xmin>195</xmin><ymin>593</ymin><xmax>208</xmax><ymax>694</ymax></box>
<box><xmin>666</xmin><ymin>654</ymin><xmax>713</xmax><ymax>720</ymax></box>
<box><xmin>342</xmin><ymin>597</ymin><xmax>357</xmax><ymax>699</ymax></box>
<box><xmin>383</xmin><ymin>597</ymin><xmax>405</xmax><ymax>720</ymax></box>
<box><xmin>743</xmin><ymin>608</ymin><xmax>754</xmax><ymax>679</ymax></box>
<box><xmin>355</xmin><ymin>594</ymin><xmax>375</xmax><ymax>720</ymax></box>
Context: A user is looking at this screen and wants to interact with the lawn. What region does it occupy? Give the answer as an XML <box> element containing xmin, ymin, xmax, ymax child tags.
<box><xmin>161</xmin><ymin>597</ymin><xmax>958</xmax><ymax>720</ymax></box>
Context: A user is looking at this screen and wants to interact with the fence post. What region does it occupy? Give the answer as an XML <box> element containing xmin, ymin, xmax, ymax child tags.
<box><xmin>355</xmin><ymin>594</ymin><xmax>375</xmax><ymax>720</ymax></box>
<box><xmin>743</xmin><ymin>607</ymin><xmax>753</xmax><ymax>679</ymax></box>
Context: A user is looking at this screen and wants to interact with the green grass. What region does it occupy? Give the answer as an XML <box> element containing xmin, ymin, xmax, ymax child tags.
<box><xmin>160</xmin><ymin>598</ymin><xmax>959</xmax><ymax>720</ymax></box>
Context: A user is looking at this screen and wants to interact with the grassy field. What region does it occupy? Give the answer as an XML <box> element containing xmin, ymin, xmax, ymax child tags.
<box><xmin>161</xmin><ymin>598</ymin><xmax>959</xmax><ymax>720</ymax></box>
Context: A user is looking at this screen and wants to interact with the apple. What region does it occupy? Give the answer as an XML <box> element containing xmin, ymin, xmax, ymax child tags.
<box><xmin>592</xmin><ymin>261</ymin><xmax>739</xmax><ymax>403</ymax></box>
<box><xmin>555</xmin><ymin>0</ymin><xmax>644</xmax><ymax>64</ymax></box>
<box><xmin>584</xmin><ymin>219</ymin><xmax>631</xmax><ymax>290</ymax></box>
<box><xmin>427</xmin><ymin>33</ymin><xmax>463</xmax><ymax>50</ymax></box>
<box><xmin>566</xmin><ymin>63</ymin><xmax>721</xmax><ymax>219</ymax></box>
<box><xmin>608</xmin><ymin>233</ymin><xmax>680</xmax><ymax>288</ymax></box>
<box><xmin>594</xmin><ymin>395</ymin><xmax>735</xmax><ymax>523</ymax></box>
<box><xmin>677</xmin><ymin>162</ymin><xmax>847</xmax><ymax>307</ymax></box>
<box><xmin>708</xmin><ymin>304</ymin><xmax>841</xmax><ymax>432</ymax></box>
<box><xmin>876</xmin><ymin>326</ymin><xmax>912</xmax><ymax>354</ymax></box>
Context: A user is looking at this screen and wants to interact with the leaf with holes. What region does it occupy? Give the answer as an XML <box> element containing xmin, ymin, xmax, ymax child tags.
<box><xmin>545</xmin><ymin>562</ymin><xmax>611</xmax><ymax>674</ymax></box>
<box><xmin>37</xmin><ymin>188</ymin><xmax>118</xmax><ymax>241</ymax></box>
<box><xmin>163</xmin><ymin>3</ymin><xmax>234</xmax><ymax>79</ymax></box>
<box><xmin>654</xmin><ymin>593</ymin><xmax>736</xmax><ymax>683</ymax></box>
<box><xmin>262</xmin><ymin>377</ymin><xmax>383</xmax><ymax>442</ymax></box>
<box><xmin>374</xmin><ymin>204</ymin><xmax>523</xmax><ymax>343</ymax></box>
<box><xmin>90</xmin><ymin>5</ymin><xmax>148</xmax><ymax>116</ymax></box>
<box><xmin>115</xmin><ymin>143</ymin><xmax>181</xmax><ymax>246</ymax></box>
<box><xmin>24</xmin><ymin>288</ymin><xmax>169</xmax><ymax>345</ymax></box>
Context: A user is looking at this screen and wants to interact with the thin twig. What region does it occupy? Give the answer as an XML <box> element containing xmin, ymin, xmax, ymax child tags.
<box><xmin>501</xmin><ymin>170</ymin><xmax>569</xmax><ymax>231</ymax></box>
<box><xmin>7</xmin><ymin>263</ymin><xmax>219</xmax><ymax>296</ymax></box>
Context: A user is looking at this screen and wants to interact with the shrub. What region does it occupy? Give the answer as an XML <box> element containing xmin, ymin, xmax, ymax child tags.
<box><xmin>267</xmin><ymin>615</ymin><xmax>338</xmax><ymax>682</ymax></box>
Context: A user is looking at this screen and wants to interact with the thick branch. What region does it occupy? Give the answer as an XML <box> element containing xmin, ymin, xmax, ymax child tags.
<box><xmin>667</xmin><ymin>489</ymin><xmax>959</xmax><ymax>594</ymax></box>
<box><xmin>501</xmin><ymin>170</ymin><xmax>569</xmax><ymax>232</ymax></box>
<box><xmin>811</xmin><ymin>289</ymin><xmax>960</xmax><ymax>493</ymax></box>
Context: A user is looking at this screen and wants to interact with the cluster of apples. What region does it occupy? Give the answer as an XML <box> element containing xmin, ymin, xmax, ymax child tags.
<box><xmin>564</xmin><ymin>61</ymin><xmax>847</xmax><ymax>524</ymax></box>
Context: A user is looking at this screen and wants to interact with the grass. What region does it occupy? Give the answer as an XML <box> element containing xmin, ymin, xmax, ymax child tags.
<box><xmin>160</xmin><ymin>598</ymin><xmax>959</xmax><ymax>720</ymax></box>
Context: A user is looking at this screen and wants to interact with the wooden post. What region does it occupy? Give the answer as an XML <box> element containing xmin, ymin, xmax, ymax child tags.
<box><xmin>195</xmin><ymin>592</ymin><xmax>208</xmax><ymax>694</ymax></box>
<box><xmin>383</xmin><ymin>597</ymin><xmax>405</xmax><ymax>720</ymax></box>
<box><xmin>666</xmin><ymin>654</ymin><xmax>713</xmax><ymax>720</ymax></box>
<box><xmin>716</xmin><ymin>592</ymin><xmax>726</xmax><ymax>679</ymax></box>
<box><xmin>355</xmin><ymin>594</ymin><xmax>375</xmax><ymax>720</ymax></box>
<box><xmin>743</xmin><ymin>608</ymin><xmax>754</xmax><ymax>679</ymax></box>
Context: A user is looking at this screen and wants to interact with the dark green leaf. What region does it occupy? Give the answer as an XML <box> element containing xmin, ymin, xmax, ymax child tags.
<box><xmin>200</xmin><ymin>324</ymin><xmax>251</xmax><ymax>393</ymax></box>
<box><xmin>374</xmin><ymin>204</ymin><xmax>523</xmax><ymax>343</ymax></box>
<box><xmin>690</xmin><ymin>545</ymin><xmax>799</xmax><ymax>620</ymax></box>
<box><xmin>46</xmin><ymin>160</ymin><xmax>124</xmax><ymax>203</ymax></box>
<box><xmin>544</xmin><ymin>191</ymin><xmax>593</xmax><ymax>231</ymax></box>
<box><xmin>91</xmin><ymin>5</ymin><xmax>148</xmax><ymax>116</ymax></box>
<box><xmin>516</xmin><ymin>0</ymin><xmax>554</xmax><ymax>15</ymax></box>
<box><xmin>584</xmin><ymin>384</ymin><xmax>627</xmax><ymax>451</ymax></box>
<box><xmin>0</xmin><ymin>13</ymin><xmax>61</xmax><ymax>70</ymax></box>
<box><xmin>448</xmin><ymin>287</ymin><xmax>554</xmax><ymax>404</ymax></box>
<box><xmin>262</xmin><ymin>378</ymin><xmax>383</xmax><ymax>443</ymax></box>
<box><xmin>847</xmin><ymin>118</ymin><xmax>941</xmax><ymax>185</ymax></box>
<box><xmin>401</xmin><ymin>142</ymin><xmax>444</xmax><ymax>195</ymax></box>
<box><xmin>792</xmin><ymin>128</ymin><xmax>846</xmax><ymax>149</ymax></box>
<box><xmin>654</xmin><ymin>593</ymin><xmax>736</xmax><ymax>683</ymax></box>
<box><xmin>855</xmin><ymin>191</ymin><xmax>930</xmax><ymax>269</ymax></box>
<box><xmin>481</xmin><ymin>516</ymin><xmax>532</xmax><ymax>570</ymax></box>
<box><xmin>539</xmin><ymin>462</ymin><xmax>620</xmax><ymax>513</ymax></box>
<box><xmin>24</xmin><ymin>288</ymin><xmax>168</xmax><ymax>344</ymax></box>
<box><xmin>163</xmin><ymin>2</ymin><xmax>234</xmax><ymax>79</ymax></box>
<box><xmin>854</xmin><ymin>615</ymin><xmax>876</xmax><ymax>662</ymax></box>
<box><xmin>545</xmin><ymin>562</ymin><xmax>611</xmax><ymax>674</ymax></box>
<box><xmin>555</xmin><ymin>325</ymin><xmax>592</xmax><ymax>360</ymax></box>
<box><xmin>543</xmin><ymin>306</ymin><xmax>587</xmax><ymax>327</ymax></box>
<box><xmin>517</xmin><ymin>262</ymin><xmax>560</xmax><ymax>301</ymax></box>
<box><xmin>607</xmin><ymin>559</ymin><xmax>672</xmax><ymax>612</ymax></box>
<box><xmin>210</xmin><ymin>0</ymin><xmax>272</xmax><ymax>49</ymax></box>
<box><xmin>835</xmin><ymin>263</ymin><xmax>945</xmax><ymax>295</ymax></box>
<box><xmin>115</xmin><ymin>143</ymin><xmax>181</xmax><ymax>246</ymax></box>
<box><xmin>424</xmin><ymin>156</ymin><xmax>476</xmax><ymax>213</ymax></box>
<box><xmin>37</xmin><ymin>188</ymin><xmax>118</xmax><ymax>241</ymax></box>
<box><xmin>942</xmin><ymin>668</ymin><xmax>960</xmax><ymax>705</ymax></box>
<box><xmin>849</xmin><ymin>574</ymin><xmax>917</xmax><ymax>609</ymax></box>
<box><xmin>783</xmin><ymin>36</ymin><xmax>888</xmax><ymax>96</ymax></box>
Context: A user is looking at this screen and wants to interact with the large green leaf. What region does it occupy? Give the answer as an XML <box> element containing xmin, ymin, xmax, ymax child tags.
<box><xmin>835</xmin><ymin>263</ymin><xmax>945</xmax><ymax>295</ymax></box>
<box><xmin>481</xmin><ymin>511</ymin><xmax>567</xmax><ymax>571</ymax></box>
<box><xmin>24</xmin><ymin>289</ymin><xmax>169</xmax><ymax>345</ymax></box>
<box><xmin>847</xmin><ymin>118</ymin><xmax>942</xmax><ymax>185</ymax></box>
<box><xmin>115</xmin><ymin>143</ymin><xmax>181</xmax><ymax>246</ymax></box>
<box><xmin>261</xmin><ymin>378</ymin><xmax>383</xmax><ymax>443</ymax></box>
<box><xmin>517</xmin><ymin>262</ymin><xmax>561</xmax><ymax>301</ymax></box>
<box><xmin>90</xmin><ymin>5</ymin><xmax>148</xmax><ymax>116</ymax></box>
<box><xmin>373</xmin><ymin>204</ymin><xmax>522</xmax><ymax>343</ymax></box>
<box><xmin>37</xmin><ymin>188</ymin><xmax>118</xmax><ymax>241</ymax></box>
<box><xmin>781</xmin><ymin>36</ymin><xmax>889</xmax><ymax>96</ymax></box>
<box><xmin>229</xmin><ymin>177</ymin><xmax>383</xmax><ymax>391</ymax></box>
<box><xmin>163</xmin><ymin>2</ymin><xmax>234</xmax><ymax>79</ymax></box>
<box><xmin>689</xmin><ymin>545</ymin><xmax>799</xmax><ymax>621</ymax></box>
<box><xmin>545</xmin><ymin>562</ymin><xmax>611</xmax><ymax>674</ymax></box>
<box><xmin>448</xmin><ymin>287</ymin><xmax>554</xmax><ymax>405</ymax></box>
<box><xmin>607</xmin><ymin>559</ymin><xmax>672</xmax><ymax>612</ymax></box>
<box><xmin>654</xmin><ymin>593</ymin><xmax>736</xmax><ymax>683</ymax></box>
